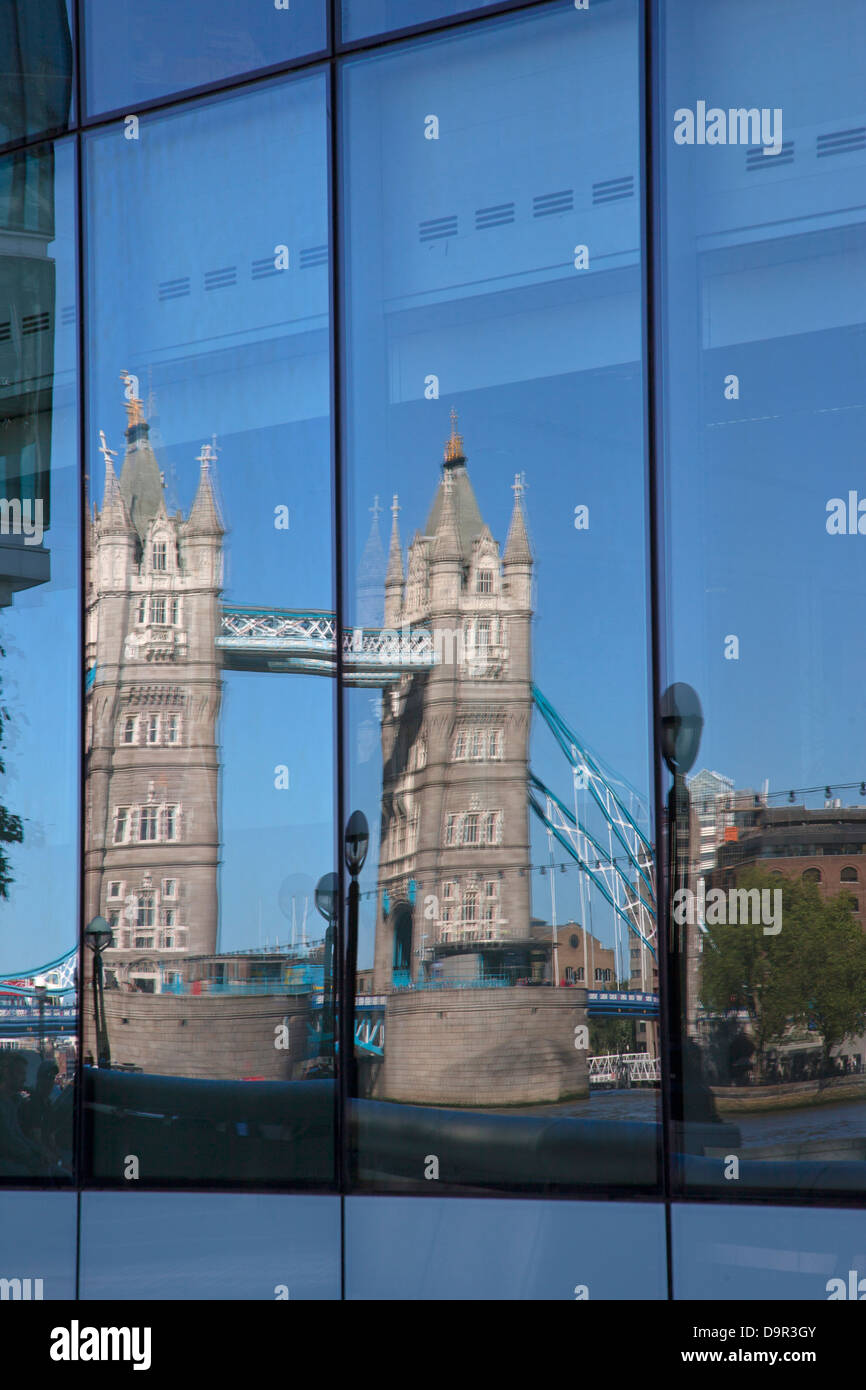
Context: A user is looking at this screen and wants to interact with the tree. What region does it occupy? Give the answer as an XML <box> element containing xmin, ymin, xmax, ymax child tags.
<box><xmin>790</xmin><ymin>887</ymin><xmax>866</xmax><ymax>1075</ymax></box>
<box><xmin>0</xmin><ymin>644</ymin><xmax>23</xmax><ymax>897</ymax></box>
<box><xmin>699</xmin><ymin>867</ymin><xmax>866</xmax><ymax>1080</ymax></box>
<box><xmin>589</xmin><ymin>1016</ymin><xmax>636</xmax><ymax>1056</ymax></box>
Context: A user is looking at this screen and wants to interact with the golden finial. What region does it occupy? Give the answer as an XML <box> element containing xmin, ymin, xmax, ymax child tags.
<box><xmin>120</xmin><ymin>370</ymin><xmax>145</xmax><ymax>428</ymax></box>
<box><xmin>443</xmin><ymin>407</ymin><xmax>465</xmax><ymax>465</ymax></box>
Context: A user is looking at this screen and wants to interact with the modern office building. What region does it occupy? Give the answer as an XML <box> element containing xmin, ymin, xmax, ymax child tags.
<box><xmin>1</xmin><ymin>0</ymin><xmax>866</xmax><ymax>1308</ymax></box>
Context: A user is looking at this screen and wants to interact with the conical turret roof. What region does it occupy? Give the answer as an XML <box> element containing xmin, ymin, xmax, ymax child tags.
<box><xmin>425</xmin><ymin>411</ymin><xmax>483</xmax><ymax>558</ymax></box>
<box><xmin>98</xmin><ymin>430</ymin><xmax>133</xmax><ymax>532</ymax></box>
<box><xmin>385</xmin><ymin>494</ymin><xmax>404</xmax><ymax>586</ymax></box>
<box><xmin>116</xmin><ymin>374</ymin><xmax>165</xmax><ymax>538</ymax></box>
<box><xmin>357</xmin><ymin>496</ymin><xmax>387</xmax><ymax>627</ymax></box>
<box><xmin>432</xmin><ymin>468</ymin><xmax>463</xmax><ymax>562</ymax></box>
<box><xmin>186</xmin><ymin>445</ymin><xmax>224</xmax><ymax>535</ymax></box>
<box><xmin>504</xmin><ymin>474</ymin><xmax>532</xmax><ymax>565</ymax></box>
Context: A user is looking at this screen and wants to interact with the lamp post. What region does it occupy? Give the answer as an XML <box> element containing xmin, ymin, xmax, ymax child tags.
<box><xmin>342</xmin><ymin>811</ymin><xmax>369</xmax><ymax>1105</ymax></box>
<box><xmin>659</xmin><ymin>683</ymin><xmax>703</xmax><ymax>1137</ymax></box>
<box><xmin>33</xmin><ymin>976</ymin><xmax>47</xmax><ymax>1057</ymax></box>
<box><xmin>85</xmin><ymin>916</ymin><xmax>113</xmax><ymax>1068</ymax></box>
<box><xmin>315</xmin><ymin>871</ymin><xmax>338</xmax><ymax>1065</ymax></box>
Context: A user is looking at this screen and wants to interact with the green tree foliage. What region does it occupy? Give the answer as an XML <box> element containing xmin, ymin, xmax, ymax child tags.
<box><xmin>0</xmin><ymin>645</ymin><xmax>23</xmax><ymax>897</ymax></box>
<box><xmin>700</xmin><ymin>867</ymin><xmax>866</xmax><ymax>1078</ymax></box>
<box><xmin>589</xmin><ymin>1016</ymin><xmax>636</xmax><ymax>1056</ymax></box>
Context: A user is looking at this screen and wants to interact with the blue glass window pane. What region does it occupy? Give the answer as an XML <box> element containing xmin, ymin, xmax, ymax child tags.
<box><xmin>660</xmin><ymin>0</ymin><xmax>866</xmax><ymax>1196</ymax></box>
<box><xmin>673</xmin><ymin>1203</ymin><xmax>866</xmax><ymax>1302</ymax></box>
<box><xmin>342</xmin><ymin>0</ymin><xmax>661</xmax><ymax>1193</ymax></box>
<box><xmin>80</xmin><ymin>1193</ymin><xmax>341</xmax><ymax>1299</ymax></box>
<box><xmin>0</xmin><ymin>137</ymin><xmax>78</xmax><ymax>1182</ymax></box>
<box><xmin>347</xmin><ymin>1196</ymin><xmax>666</xmax><ymax>1299</ymax></box>
<box><xmin>0</xmin><ymin>1192</ymin><xmax>77</xmax><ymax>1297</ymax></box>
<box><xmin>83</xmin><ymin>73</ymin><xmax>335</xmax><ymax>1186</ymax></box>
<box><xmin>82</xmin><ymin>0</ymin><xmax>327</xmax><ymax>117</ymax></box>
<box><xmin>341</xmin><ymin>0</ymin><xmax>501</xmax><ymax>43</ymax></box>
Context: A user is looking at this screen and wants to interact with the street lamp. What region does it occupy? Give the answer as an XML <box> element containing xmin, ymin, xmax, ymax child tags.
<box><xmin>659</xmin><ymin>683</ymin><xmax>704</xmax><ymax>1139</ymax></box>
<box><xmin>85</xmin><ymin>916</ymin><xmax>113</xmax><ymax>1068</ymax></box>
<box><xmin>342</xmin><ymin>811</ymin><xmax>369</xmax><ymax>1103</ymax></box>
<box><xmin>344</xmin><ymin>811</ymin><xmax>369</xmax><ymax>877</ymax></box>
<box><xmin>660</xmin><ymin>682</ymin><xmax>703</xmax><ymax>941</ymax></box>
<box><xmin>315</xmin><ymin>871</ymin><xmax>338</xmax><ymax>1061</ymax></box>
<box><xmin>33</xmin><ymin>976</ymin><xmax>47</xmax><ymax>1058</ymax></box>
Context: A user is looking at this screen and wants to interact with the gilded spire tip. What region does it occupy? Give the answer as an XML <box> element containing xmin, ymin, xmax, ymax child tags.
<box><xmin>443</xmin><ymin>407</ymin><xmax>465</xmax><ymax>466</ymax></box>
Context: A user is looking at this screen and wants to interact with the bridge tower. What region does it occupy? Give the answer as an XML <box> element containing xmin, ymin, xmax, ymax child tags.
<box><xmin>373</xmin><ymin>414</ymin><xmax>534</xmax><ymax>992</ymax></box>
<box><xmin>84</xmin><ymin>380</ymin><xmax>223</xmax><ymax>993</ymax></box>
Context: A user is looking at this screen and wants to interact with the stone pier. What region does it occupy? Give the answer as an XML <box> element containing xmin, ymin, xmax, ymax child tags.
<box><xmin>90</xmin><ymin>991</ymin><xmax>313</xmax><ymax>1080</ymax></box>
<box><xmin>380</xmin><ymin>986</ymin><xmax>589</xmax><ymax>1106</ymax></box>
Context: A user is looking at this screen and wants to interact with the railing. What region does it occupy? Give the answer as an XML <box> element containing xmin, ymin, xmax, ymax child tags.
<box><xmin>158</xmin><ymin>971</ymin><xmax>324</xmax><ymax>996</ymax></box>
<box><xmin>217</xmin><ymin>608</ymin><xmax>439</xmax><ymax>684</ymax></box>
<box><xmin>588</xmin><ymin>1053</ymin><xmax>661</xmax><ymax>1084</ymax></box>
<box><xmin>393</xmin><ymin>973</ymin><xmax>518</xmax><ymax>991</ymax></box>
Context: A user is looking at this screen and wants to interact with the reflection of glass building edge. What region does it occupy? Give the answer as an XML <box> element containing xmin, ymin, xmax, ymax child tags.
<box><xmin>0</xmin><ymin>533</ymin><xmax>51</xmax><ymax>607</ymax></box>
<box><xmin>84</xmin><ymin>388</ymin><xmax>224</xmax><ymax>994</ymax></box>
<box><xmin>372</xmin><ymin>415</ymin><xmax>534</xmax><ymax>992</ymax></box>
<box><xmin>0</xmin><ymin>211</ymin><xmax>58</xmax><ymax>604</ymax></box>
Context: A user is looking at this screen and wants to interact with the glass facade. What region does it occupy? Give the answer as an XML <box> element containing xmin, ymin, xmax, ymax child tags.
<box><xmin>1</xmin><ymin>0</ymin><xmax>865</xmax><ymax>1300</ymax></box>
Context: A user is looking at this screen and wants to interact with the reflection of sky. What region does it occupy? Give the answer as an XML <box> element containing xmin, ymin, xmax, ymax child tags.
<box><xmin>83</xmin><ymin>0</ymin><xmax>326</xmax><ymax>115</ymax></box>
<box><xmin>662</xmin><ymin>0</ymin><xmax>866</xmax><ymax>812</ymax></box>
<box><xmin>342</xmin><ymin>0</ymin><xmax>502</xmax><ymax>43</ymax></box>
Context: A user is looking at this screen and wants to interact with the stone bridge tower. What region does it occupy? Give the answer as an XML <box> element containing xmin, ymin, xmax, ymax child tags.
<box><xmin>373</xmin><ymin>413</ymin><xmax>534</xmax><ymax>993</ymax></box>
<box><xmin>84</xmin><ymin>378</ymin><xmax>223</xmax><ymax>994</ymax></box>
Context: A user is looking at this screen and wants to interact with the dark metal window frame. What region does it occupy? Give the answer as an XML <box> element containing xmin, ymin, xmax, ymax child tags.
<box><xmin>0</xmin><ymin>0</ymin><xmax>853</xmax><ymax>1310</ymax></box>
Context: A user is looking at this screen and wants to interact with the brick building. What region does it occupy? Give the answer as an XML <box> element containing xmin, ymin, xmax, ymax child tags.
<box><xmin>710</xmin><ymin>803</ymin><xmax>866</xmax><ymax>921</ymax></box>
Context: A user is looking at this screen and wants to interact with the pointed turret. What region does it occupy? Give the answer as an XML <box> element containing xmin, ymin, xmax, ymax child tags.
<box><xmin>504</xmin><ymin>472</ymin><xmax>533</xmax><ymax>567</ymax></box>
<box><xmin>98</xmin><ymin>431</ymin><xmax>133</xmax><ymax>533</ymax></box>
<box><xmin>357</xmin><ymin>496</ymin><xmax>387</xmax><ymax>628</ymax></box>
<box><xmin>117</xmin><ymin>371</ymin><xmax>166</xmax><ymax>538</ymax></box>
<box><xmin>384</xmin><ymin>495</ymin><xmax>404</xmax><ymax>628</ymax></box>
<box><xmin>185</xmin><ymin>445</ymin><xmax>225</xmax><ymax>536</ymax></box>
<box><xmin>432</xmin><ymin>466</ymin><xmax>462</xmax><ymax>563</ymax></box>
<box><xmin>425</xmin><ymin>410</ymin><xmax>484</xmax><ymax>557</ymax></box>
<box><xmin>385</xmin><ymin>495</ymin><xmax>404</xmax><ymax>587</ymax></box>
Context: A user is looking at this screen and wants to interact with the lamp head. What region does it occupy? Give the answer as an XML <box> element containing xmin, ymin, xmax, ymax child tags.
<box><xmin>344</xmin><ymin>810</ymin><xmax>369</xmax><ymax>876</ymax></box>
<box><xmin>315</xmin><ymin>872</ymin><xmax>338</xmax><ymax>923</ymax></box>
<box><xmin>85</xmin><ymin>916</ymin><xmax>114</xmax><ymax>953</ymax></box>
<box><xmin>659</xmin><ymin>682</ymin><xmax>703</xmax><ymax>777</ymax></box>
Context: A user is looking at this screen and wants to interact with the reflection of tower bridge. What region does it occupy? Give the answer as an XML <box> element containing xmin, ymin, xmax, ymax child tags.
<box><xmin>214</xmin><ymin>408</ymin><xmax>657</xmax><ymax>1001</ymax></box>
<box><xmin>79</xmin><ymin>391</ymin><xmax>664</xmax><ymax>1095</ymax></box>
<box><xmin>28</xmin><ymin>398</ymin><xmax>659</xmax><ymax>1080</ymax></box>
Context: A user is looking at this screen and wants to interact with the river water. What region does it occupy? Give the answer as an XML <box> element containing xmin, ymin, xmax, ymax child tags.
<box><xmin>510</xmin><ymin>1088</ymin><xmax>866</xmax><ymax>1151</ymax></box>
